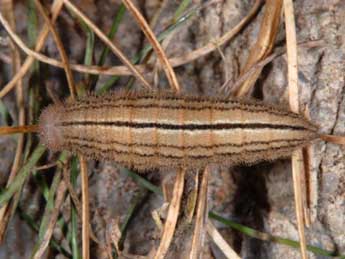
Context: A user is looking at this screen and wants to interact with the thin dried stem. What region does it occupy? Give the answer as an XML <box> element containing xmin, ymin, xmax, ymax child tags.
<box><xmin>33</xmin><ymin>180</ymin><xmax>67</xmax><ymax>259</ymax></box>
<box><xmin>207</xmin><ymin>220</ymin><xmax>241</xmax><ymax>259</ymax></box>
<box><xmin>34</xmin><ymin>0</ymin><xmax>76</xmax><ymax>99</ymax></box>
<box><xmin>122</xmin><ymin>0</ymin><xmax>180</xmax><ymax>93</ymax></box>
<box><xmin>190</xmin><ymin>167</ymin><xmax>209</xmax><ymax>259</ymax></box>
<box><xmin>62</xmin><ymin>167</ymin><xmax>82</xmax><ymax>217</ymax></box>
<box><xmin>169</xmin><ymin>0</ymin><xmax>262</xmax><ymax>68</ymax></box>
<box><xmin>185</xmin><ymin>170</ymin><xmax>199</xmax><ymax>223</ymax></box>
<box><xmin>0</xmin><ymin>125</ymin><xmax>39</xmax><ymax>135</ymax></box>
<box><xmin>79</xmin><ymin>155</ymin><xmax>90</xmax><ymax>259</ymax></box>
<box><xmin>291</xmin><ymin>150</ymin><xmax>308</xmax><ymax>259</ymax></box>
<box><xmin>0</xmin><ymin>0</ymin><xmax>64</xmax><ymax>99</ymax></box>
<box><xmin>224</xmin><ymin>40</ymin><xmax>325</xmax><ymax>95</ymax></box>
<box><xmin>284</xmin><ymin>0</ymin><xmax>308</xmax><ymax>258</ymax></box>
<box><xmin>233</xmin><ymin>0</ymin><xmax>282</xmax><ymax>97</ymax></box>
<box><xmin>0</xmin><ymin>0</ymin><xmax>261</xmax><ymax>100</ymax></box>
<box><xmin>35</xmin><ymin>162</ymin><xmax>59</xmax><ymax>171</ymax></box>
<box><xmin>35</xmin><ymin>2</ymin><xmax>95</xmax><ymax>254</ymax></box>
<box><xmin>62</xmin><ymin>166</ymin><xmax>100</xmax><ymax>245</ymax></box>
<box><xmin>0</xmin><ymin>0</ymin><xmax>25</xmax><ymax>242</ymax></box>
<box><xmin>320</xmin><ymin>134</ymin><xmax>345</xmax><ymax>145</ymax></box>
<box><xmin>63</xmin><ymin>0</ymin><xmax>152</xmax><ymax>90</ymax></box>
<box><xmin>154</xmin><ymin>169</ymin><xmax>185</xmax><ymax>259</ymax></box>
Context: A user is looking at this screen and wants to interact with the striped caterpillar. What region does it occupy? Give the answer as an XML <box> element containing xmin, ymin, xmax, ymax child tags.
<box><xmin>39</xmin><ymin>91</ymin><xmax>319</xmax><ymax>171</ymax></box>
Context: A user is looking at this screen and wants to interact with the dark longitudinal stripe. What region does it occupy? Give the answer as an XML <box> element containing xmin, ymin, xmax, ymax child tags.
<box><xmin>64</xmin><ymin>102</ymin><xmax>299</xmax><ymax>119</ymax></box>
<box><xmin>66</xmin><ymin>139</ymin><xmax>306</xmax><ymax>159</ymax></box>
<box><xmin>64</xmin><ymin>134</ymin><xmax>307</xmax><ymax>150</ymax></box>
<box><xmin>68</xmin><ymin>95</ymin><xmax>241</xmax><ymax>109</ymax></box>
<box><xmin>60</xmin><ymin>121</ymin><xmax>307</xmax><ymax>131</ymax></box>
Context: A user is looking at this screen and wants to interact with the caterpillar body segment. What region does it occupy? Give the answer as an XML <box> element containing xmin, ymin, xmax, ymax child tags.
<box><xmin>39</xmin><ymin>92</ymin><xmax>319</xmax><ymax>170</ymax></box>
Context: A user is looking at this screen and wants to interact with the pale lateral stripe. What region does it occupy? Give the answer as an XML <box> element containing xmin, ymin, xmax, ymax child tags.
<box><xmin>61</xmin><ymin>108</ymin><xmax>304</xmax><ymax>126</ymax></box>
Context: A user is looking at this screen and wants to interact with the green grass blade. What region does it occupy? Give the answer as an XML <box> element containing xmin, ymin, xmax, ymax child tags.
<box><xmin>70</xmin><ymin>157</ymin><xmax>81</xmax><ymax>259</ymax></box>
<box><xmin>173</xmin><ymin>0</ymin><xmax>192</xmax><ymax>22</ymax></box>
<box><xmin>37</xmin><ymin>171</ymin><xmax>62</xmax><ymax>241</ymax></box>
<box><xmin>18</xmin><ymin>207</ymin><xmax>72</xmax><ymax>258</ymax></box>
<box><xmin>0</xmin><ymin>145</ymin><xmax>46</xmax><ymax>206</ymax></box>
<box><xmin>120</xmin><ymin>167</ymin><xmax>162</xmax><ymax>195</ymax></box>
<box><xmin>118</xmin><ymin>189</ymin><xmax>148</xmax><ymax>251</ymax></box>
<box><xmin>209</xmin><ymin>212</ymin><xmax>344</xmax><ymax>258</ymax></box>
<box><xmin>96</xmin><ymin>4</ymin><xmax>195</xmax><ymax>94</ymax></box>
<box><xmin>0</xmin><ymin>100</ymin><xmax>10</xmax><ymax>126</ymax></box>
<box><xmin>84</xmin><ymin>29</ymin><xmax>95</xmax><ymax>67</ymax></box>
<box><xmin>90</xmin><ymin>4</ymin><xmax>126</xmax><ymax>90</ymax></box>
<box><xmin>27</xmin><ymin>0</ymin><xmax>38</xmax><ymax>48</ymax></box>
<box><xmin>31</xmin><ymin>170</ymin><xmax>62</xmax><ymax>257</ymax></box>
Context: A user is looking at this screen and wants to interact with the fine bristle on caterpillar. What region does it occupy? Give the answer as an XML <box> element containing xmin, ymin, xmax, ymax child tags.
<box><xmin>39</xmin><ymin>92</ymin><xmax>319</xmax><ymax>170</ymax></box>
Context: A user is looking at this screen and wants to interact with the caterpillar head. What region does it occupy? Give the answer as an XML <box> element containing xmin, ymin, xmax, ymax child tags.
<box><xmin>39</xmin><ymin>103</ymin><xmax>64</xmax><ymax>151</ymax></box>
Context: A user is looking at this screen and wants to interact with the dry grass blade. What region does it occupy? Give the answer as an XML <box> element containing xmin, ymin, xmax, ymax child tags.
<box><xmin>122</xmin><ymin>0</ymin><xmax>180</xmax><ymax>93</ymax></box>
<box><xmin>320</xmin><ymin>134</ymin><xmax>345</xmax><ymax>145</ymax></box>
<box><xmin>233</xmin><ymin>0</ymin><xmax>282</xmax><ymax>97</ymax></box>
<box><xmin>226</xmin><ymin>50</ymin><xmax>281</xmax><ymax>94</ymax></box>
<box><xmin>0</xmin><ymin>125</ymin><xmax>39</xmax><ymax>135</ymax></box>
<box><xmin>169</xmin><ymin>0</ymin><xmax>262</xmax><ymax>68</ymax></box>
<box><xmin>62</xmin><ymin>167</ymin><xmax>82</xmax><ymax>217</ymax></box>
<box><xmin>0</xmin><ymin>13</ymin><xmax>63</xmax><ymax>68</ymax></box>
<box><xmin>61</xmin><ymin>166</ymin><xmax>99</xmax><ymax>245</ymax></box>
<box><xmin>0</xmin><ymin>0</ymin><xmax>261</xmax><ymax>88</ymax></box>
<box><xmin>79</xmin><ymin>155</ymin><xmax>90</xmax><ymax>259</ymax></box>
<box><xmin>190</xmin><ymin>167</ymin><xmax>209</xmax><ymax>259</ymax></box>
<box><xmin>302</xmin><ymin>144</ymin><xmax>313</xmax><ymax>226</ymax></box>
<box><xmin>34</xmin><ymin>2</ymin><xmax>93</xmax><ymax>255</ymax></box>
<box><xmin>226</xmin><ymin>40</ymin><xmax>325</xmax><ymax>94</ymax></box>
<box><xmin>63</xmin><ymin>0</ymin><xmax>152</xmax><ymax>90</ymax></box>
<box><xmin>33</xmin><ymin>180</ymin><xmax>67</xmax><ymax>259</ymax></box>
<box><xmin>291</xmin><ymin>150</ymin><xmax>308</xmax><ymax>259</ymax></box>
<box><xmin>207</xmin><ymin>221</ymin><xmax>241</xmax><ymax>259</ymax></box>
<box><xmin>185</xmin><ymin>170</ymin><xmax>199</xmax><ymax>223</ymax></box>
<box><xmin>0</xmin><ymin>17</ymin><xmax>144</xmax><ymax>78</ymax></box>
<box><xmin>34</xmin><ymin>0</ymin><xmax>76</xmax><ymax>99</ymax></box>
<box><xmin>284</xmin><ymin>0</ymin><xmax>308</xmax><ymax>258</ymax></box>
<box><xmin>0</xmin><ymin>0</ymin><xmax>25</xmax><ymax>242</ymax></box>
<box><xmin>154</xmin><ymin>169</ymin><xmax>185</xmax><ymax>259</ymax></box>
<box><xmin>0</xmin><ymin>0</ymin><xmax>64</xmax><ymax>99</ymax></box>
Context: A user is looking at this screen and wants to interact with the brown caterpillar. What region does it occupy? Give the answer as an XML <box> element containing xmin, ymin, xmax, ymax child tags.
<box><xmin>38</xmin><ymin>91</ymin><xmax>319</xmax><ymax>171</ymax></box>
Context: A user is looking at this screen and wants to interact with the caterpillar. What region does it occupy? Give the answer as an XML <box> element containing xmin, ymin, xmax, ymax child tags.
<box><xmin>39</xmin><ymin>91</ymin><xmax>319</xmax><ymax>171</ymax></box>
